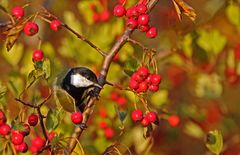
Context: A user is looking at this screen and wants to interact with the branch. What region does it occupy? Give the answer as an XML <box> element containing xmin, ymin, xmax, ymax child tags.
<box><xmin>67</xmin><ymin>0</ymin><xmax>160</xmax><ymax>153</ymax></box>
<box><xmin>62</xmin><ymin>24</ymin><xmax>107</xmax><ymax>57</ymax></box>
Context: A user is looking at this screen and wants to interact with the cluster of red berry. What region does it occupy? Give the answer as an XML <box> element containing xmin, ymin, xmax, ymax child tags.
<box><xmin>11</xmin><ymin>6</ymin><xmax>61</xmax><ymax>37</ymax></box>
<box><xmin>0</xmin><ymin>110</ymin><xmax>54</xmax><ymax>153</ymax></box>
<box><xmin>131</xmin><ymin>109</ymin><xmax>158</xmax><ymax>127</ymax></box>
<box><xmin>113</xmin><ymin>2</ymin><xmax>157</xmax><ymax>38</ymax></box>
<box><xmin>110</xmin><ymin>91</ymin><xmax>127</xmax><ymax>107</ymax></box>
<box><xmin>98</xmin><ymin>108</ymin><xmax>115</xmax><ymax>139</ymax></box>
<box><xmin>129</xmin><ymin>66</ymin><xmax>161</xmax><ymax>93</ymax></box>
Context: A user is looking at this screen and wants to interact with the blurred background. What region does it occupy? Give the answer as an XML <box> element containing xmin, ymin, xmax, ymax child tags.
<box><xmin>1</xmin><ymin>0</ymin><xmax>240</xmax><ymax>154</ymax></box>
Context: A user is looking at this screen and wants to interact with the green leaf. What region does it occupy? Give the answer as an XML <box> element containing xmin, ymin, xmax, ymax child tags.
<box><xmin>54</xmin><ymin>88</ymin><xmax>75</xmax><ymax>113</ymax></box>
<box><xmin>0</xmin><ymin>81</ymin><xmax>6</xmax><ymax>100</ymax></box>
<box><xmin>126</xmin><ymin>57</ymin><xmax>138</xmax><ymax>69</ymax></box>
<box><xmin>46</xmin><ymin>109</ymin><xmax>59</xmax><ymax>131</ymax></box>
<box><xmin>225</xmin><ymin>3</ymin><xmax>240</xmax><ymax>29</ymax></box>
<box><xmin>195</xmin><ymin>73</ymin><xmax>222</xmax><ymax>99</ymax></box>
<box><xmin>42</xmin><ymin>59</ymin><xmax>51</xmax><ymax>79</ymax></box>
<box><xmin>0</xmin><ymin>4</ymin><xmax>7</xmax><ymax>13</ymax></box>
<box><xmin>150</xmin><ymin>89</ymin><xmax>168</xmax><ymax>107</ymax></box>
<box><xmin>2</xmin><ymin>43</ymin><xmax>23</xmax><ymax>66</ymax></box>
<box><xmin>182</xmin><ymin>33</ymin><xmax>193</xmax><ymax>57</ymax></box>
<box><xmin>26</xmin><ymin>70</ymin><xmax>36</xmax><ymax>88</ymax></box>
<box><xmin>114</xmin><ymin>105</ymin><xmax>127</xmax><ymax>123</ymax></box>
<box><xmin>123</xmin><ymin>69</ymin><xmax>135</xmax><ymax>77</ymax></box>
<box><xmin>183</xmin><ymin>121</ymin><xmax>204</xmax><ymax>139</ymax></box>
<box><xmin>196</xmin><ymin>29</ymin><xmax>226</xmax><ymax>55</ymax></box>
<box><xmin>206</xmin><ymin>130</ymin><xmax>223</xmax><ymax>155</ymax></box>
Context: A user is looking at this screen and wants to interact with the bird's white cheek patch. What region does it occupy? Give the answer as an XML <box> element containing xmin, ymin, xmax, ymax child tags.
<box><xmin>70</xmin><ymin>74</ymin><xmax>93</xmax><ymax>87</ymax></box>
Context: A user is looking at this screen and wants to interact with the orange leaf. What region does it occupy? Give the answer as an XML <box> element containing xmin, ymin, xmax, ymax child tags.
<box><xmin>172</xmin><ymin>0</ymin><xmax>196</xmax><ymax>21</ymax></box>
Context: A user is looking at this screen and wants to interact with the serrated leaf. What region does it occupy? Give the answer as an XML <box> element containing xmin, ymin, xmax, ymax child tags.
<box><xmin>46</xmin><ymin>109</ymin><xmax>59</xmax><ymax>131</ymax></box>
<box><xmin>172</xmin><ymin>0</ymin><xmax>196</xmax><ymax>21</ymax></box>
<box><xmin>54</xmin><ymin>88</ymin><xmax>75</xmax><ymax>113</ymax></box>
<box><xmin>197</xmin><ymin>29</ymin><xmax>227</xmax><ymax>55</ymax></box>
<box><xmin>206</xmin><ymin>130</ymin><xmax>223</xmax><ymax>155</ymax></box>
<box><xmin>42</xmin><ymin>59</ymin><xmax>51</xmax><ymax>79</ymax></box>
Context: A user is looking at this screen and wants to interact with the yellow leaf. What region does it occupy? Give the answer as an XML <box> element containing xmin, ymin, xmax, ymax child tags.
<box><xmin>172</xmin><ymin>0</ymin><xmax>196</xmax><ymax>21</ymax></box>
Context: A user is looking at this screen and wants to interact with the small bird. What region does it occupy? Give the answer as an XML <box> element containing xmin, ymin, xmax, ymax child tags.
<box><xmin>54</xmin><ymin>67</ymin><xmax>101</xmax><ymax>112</ymax></box>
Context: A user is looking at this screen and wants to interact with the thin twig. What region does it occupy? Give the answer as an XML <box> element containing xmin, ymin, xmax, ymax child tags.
<box><xmin>15</xmin><ymin>98</ymin><xmax>38</xmax><ymax>108</ymax></box>
<box><xmin>127</xmin><ymin>38</ymin><xmax>156</xmax><ymax>53</ymax></box>
<box><xmin>63</xmin><ymin>24</ymin><xmax>107</xmax><ymax>57</ymax></box>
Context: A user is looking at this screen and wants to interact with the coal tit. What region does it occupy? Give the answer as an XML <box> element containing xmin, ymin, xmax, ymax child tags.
<box><xmin>54</xmin><ymin>67</ymin><xmax>101</xmax><ymax>112</ymax></box>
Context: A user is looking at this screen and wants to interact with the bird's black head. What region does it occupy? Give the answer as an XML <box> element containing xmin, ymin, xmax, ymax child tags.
<box><xmin>61</xmin><ymin>67</ymin><xmax>99</xmax><ymax>102</ymax></box>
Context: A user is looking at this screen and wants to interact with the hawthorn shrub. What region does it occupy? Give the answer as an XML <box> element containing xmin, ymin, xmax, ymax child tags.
<box><xmin>0</xmin><ymin>0</ymin><xmax>240</xmax><ymax>155</ymax></box>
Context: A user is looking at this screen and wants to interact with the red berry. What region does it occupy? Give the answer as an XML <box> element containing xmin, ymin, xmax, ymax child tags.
<box><xmin>50</xmin><ymin>20</ymin><xmax>61</xmax><ymax>31</ymax></box>
<box><xmin>100</xmin><ymin>10</ymin><xmax>110</xmax><ymax>22</ymax></box>
<box><xmin>141</xmin><ymin>117</ymin><xmax>150</xmax><ymax>127</ymax></box>
<box><xmin>0</xmin><ymin>124</ymin><xmax>11</xmax><ymax>135</ymax></box>
<box><xmin>138</xmin><ymin>14</ymin><xmax>149</xmax><ymax>25</ymax></box>
<box><xmin>31</xmin><ymin>136</ymin><xmax>46</xmax><ymax>150</ymax></box>
<box><xmin>146</xmin><ymin>112</ymin><xmax>158</xmax><ymax>123</ymax></box>
<box><xmin>99</xmin><ymin>121</ymin><xmax>108</xmax><ymax>129</ymax></box>
<box><xmin>138</xmin><ymin>24</ymin><xmax>150</xmax><ymax>32</ymax></box>
<box><xmin>99</xmin><ymin>108</ymin><xmax>107</xmax><ymax>118</ymax></box>
<box><xmin>118</xmin><ymin>0</ymin><xmax>126</xmax><ymax>4</ymax></box>
<box><xmin>15</xmin><ymin>142</ymin><xmax>28</xmax><ymax>153</ymax></box>
<box><xmin>24</xmin><ymin>22</ymin><xmax>39</xmax><ymax>36</ymax></box>
<box><xmin>47</xmin><ymin>131</ymin><xmax>55</xmax><ymax>142</ymax></box>
<box><xmin>135</xmin><ymin>73</ymin><xmax>145</xmax><ymax>83</ymax></box>
<box><xmin>32</xmin><ymin>49</ymin><xmax>44</xmax><ymax>61</ymax></box>
<box><xmin>12</xmin><ymin>6</ymin><xmax>24</xmax><ymax>18</ymax></box>
<box><xmin>137</xmin><ymin>4</ymin><xmax>147</xmax><ymax>14</ymax></box>
<box><xmin>71</xmin><ymin>112</ymin><xmax>83</xmax><ymax>124</ymax></box>
<box><xmin>28</xmin><ymin>113</ymin><xmax>39</xmax><ymax>126</ymax></box>
<box><xmin>127</xmin><ymin>18</ymin><xmax>138</xmax><ymax>29</ymax></box>
<box><xmin>11</xmin><ymin>133</ymin><xmax>24</xmax><ymax>145</ymax></box>
<box><xmin>145</xmin><ymin>74</ymin><xmax>153</xmax><ymax>84</ymax></box>
<box><xmin>110</xmin><ymin>91</ymin><xmax>119</xmax><ymax>101</ymax></box>
<box><xmin>138</xmin><ymin>66</ymin><xmax>149</xmax><ymax>79</ymax></box>
<box><xmin>148</xmin><ymin>84</ymin><xmax>159</xmax><ymax>92</ymax></box>
<box><xmin>29</xmin><ymin>145</ymin><xmax>38</xmax><ymax>154</ymax></box>
<box><xmin>113</xmin><ymin>5</ymin><xmax>126</xmax><ymax>17</ymax></box>
<box><xmin>104</xmin><ymin>127</ymin><xmax>115</xmax><ymax>139</ymax></box>
<box><xmin>117</xmin><ymin>96</ymin><xmax>127</xmax><ymax>106</ymax></box>
<box><xmin>131</xmin><ymin>109</ymin><xmax>143</xmax><ymax>121</ymax></box>
<box><xmin>168</xmin><ymin>115</ymin><xmax>180</xmax><ymax>127</ymax></box>
<box><xmin>234</xmin><ymin>44</ymin><xmax>240</xmax><ymax>60</ymax></box>
<box><xmin>146</xmin><ymin>27</ymin><xmax>157</xmax><ymax>38</ymax></box>
<box><xmin>129</xmin><ymin>79</ymin><xmax>139</xmax><ymax>90</ymax></box>
<box><xmin>126</xmin><ymin>7</ymin><xmax>138</xmax><ymax>18</ymax></box>
<box><xmin>19</xmin><ymin>123</ymin><xmax>30</xmax><ymax>136</ymax></box>
<box><xmin>0</xmin><ymin>110</ymin><xmax>7</xmax><ymax>125</ymax></box>
<box><xmin>151</xmin><ymin>74</ymin><xmax>161</xmax><ymax>85</ymax></box>
<box><xmin>136</xmin><ymin>82</ymin><xmax>148</xmax><ymax>93</ymax></box>
<box><xmin>92</xmin><ymin>12</ymin><xmax>100</xmax><ymax>23</ymax></box>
